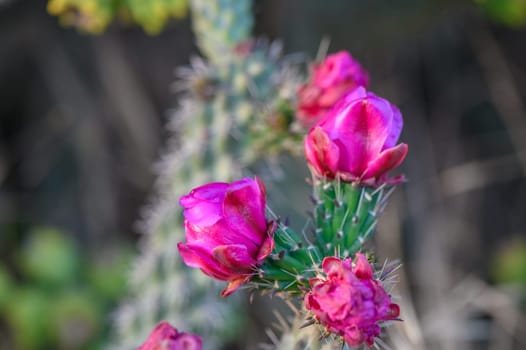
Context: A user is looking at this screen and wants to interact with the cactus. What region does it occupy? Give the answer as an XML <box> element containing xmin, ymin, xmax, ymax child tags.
<box><xmin>190</xmin><ymin>0</ymin><xmax>253</xmax><ymax>65</ymax></box>
<box><xmin>261</xmin><ymin>305</ymin><xmax>338</xmax><ymax>350</ymax></box>
<box><xmin>109</xmin><ymin>1</ymin><xmax>304</xmax><ymax>348</ymax></box>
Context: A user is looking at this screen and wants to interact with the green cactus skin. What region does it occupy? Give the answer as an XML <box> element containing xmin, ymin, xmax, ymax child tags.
<box><xmin>312</xmin><ymin>179</ymin><xmax>394</xmax><ymax>258</ymax></box>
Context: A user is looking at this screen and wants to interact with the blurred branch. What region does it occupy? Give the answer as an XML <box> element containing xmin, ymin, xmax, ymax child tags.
<box><xmin>468</xmin><ymin>23</ymin><xmax>526</xmax><ymax>175</ymax></box>
<box><xmin>93</xmin><ymin>37</ymin><xmax>161</xmax><ymax>189</ymax></box>
<box><xmin>438</xmin><ymin>150</ymin><xmax>524</xmax><ymax>196</ymax></box>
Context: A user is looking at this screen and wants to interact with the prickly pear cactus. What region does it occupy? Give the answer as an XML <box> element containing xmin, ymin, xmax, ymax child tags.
<box><xmin>109</xmin><ymin>1</ymin><xmax>304</xmax><ymax>349</ymax></box>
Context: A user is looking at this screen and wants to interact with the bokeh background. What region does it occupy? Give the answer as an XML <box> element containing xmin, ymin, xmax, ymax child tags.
<box><xmin>1</xmin><ymin>0</ymin><xmax>526</xmax><ymax>349</ymax></box>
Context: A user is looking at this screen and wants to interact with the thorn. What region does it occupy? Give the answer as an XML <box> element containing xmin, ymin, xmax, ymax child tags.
<box><xmin>296</xmin><ymin>275</ymin><xmax>305</xmax><ymax>283</ymax></box>
<box><xmin>284</xmin><ymin>217</ymin><xmax>290</xmax><ymax>227</ymax></box>
<box><xmin>300</xmin><ymin>319</ymin><xmax>316</xmax><ymax>329</ymax></box>
<box><xmin>278</xmin><ymin>250</ymin><xmax>285</xmax><ymax>259</ymax></box>
<box><xmin>352</xmin><ymin>215</ymin><xmax>359</xmax><ymax>224</ymax></box>
<box><xmin>298</xmin><ymin>285</ymin><xmax>310</xmax><ymax>292</ymax></box>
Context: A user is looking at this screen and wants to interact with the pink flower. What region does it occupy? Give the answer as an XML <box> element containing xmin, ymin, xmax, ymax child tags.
<box><xmin>137</xmin><ymin>321</ymin><xmax>202</xmax><ymax>350</ymax></box>
<box><xmin>304</xmin><ymin>87</ymin><xmax>408</xmax><ymax>185</ymax></box>
<box><xmin>297</xmin><ymin>51</ymin><xmax>369</xmax><ymax>127</ymax></box>
<box><xmin>304</xmin><ymin>254</ymin><xmax>400</xmax><ymax>347</ymax></box>
<box><xmin>177</xmin><ymin>177</ymin><xmax>275</xmax><ymax>297</ymax></box>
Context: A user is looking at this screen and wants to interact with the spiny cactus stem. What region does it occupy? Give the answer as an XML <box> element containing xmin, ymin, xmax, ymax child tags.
<box><xmin>269</xmin><ymin>251</ymin><xmax>308</xmax><ymax>274</ymax></box>
<box><xmin>258</xmin><ymin>265</ymin><xmax>298</xmax><ymax>281</ymax></box>
<box><xmin>342</xmin><ymin>187</ymin><xmax>375</xmax><ymax>249</ymax></box>
<box><xmin>307</xmin><ymin>245</ymin><xmax>323</xmax><ymax>264</ymax></box>
<box><xmin>274</xmin><ymin>225</ymin><xmax>304</xmax><ymax>250</ymax></box>
<box><xmin>313</xmin><ymin>181</ymin><xmax>390</xmax><ymax>258</ymax></box>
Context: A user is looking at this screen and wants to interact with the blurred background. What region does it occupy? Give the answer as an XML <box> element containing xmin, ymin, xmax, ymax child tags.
<box><xmin>1</xmin><ymin>0</ymin><xmax>526</xmax><ymax>349</ymax></box>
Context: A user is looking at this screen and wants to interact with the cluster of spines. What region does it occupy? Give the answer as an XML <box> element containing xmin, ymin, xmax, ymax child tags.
<box><xmin>313</xmin><ymin>179</ymin><xmax>394</xmax><ymax>258</ymax></box>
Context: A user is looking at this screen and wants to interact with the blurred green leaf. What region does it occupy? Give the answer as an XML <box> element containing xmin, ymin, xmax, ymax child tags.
<box><xmin>86</xmin><ymin>248</ymin><xmax>132</xmax><ymax>301</ymax></box>
<box><xmin>5</xmin><ymin>289</ymin><xmax>52</xmax><ymax>349</ymax></box>
<box><xmin>477</xmin><ymin>0</ymin><xmax>526</xmax><ymax>27</ymax></box>
<box><xmin>47</xmin><ymin>0</ymin><xmax>189</xmax><ymax>34</ymax></box>
<box><xmin>50</xmin><ymin>289</ymin><xmax>102</xmax><ymax>349</ymax></box>
<box><xmin>491</xmin><ymin>240</ymin><xmax>526</xmax><ymax>285</ymax></box>
<box><xmin>19</xmin><ymin>227</ymin><xmax>80</xmax><ymax>287</ymax></box>
<box><xmin>0</xmin><ymin>265</ymin><xmax>13</xmax><ymax>311</ymax></box>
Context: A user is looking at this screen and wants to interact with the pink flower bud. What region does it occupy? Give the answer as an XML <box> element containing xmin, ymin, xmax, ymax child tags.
<box><xmin>177</xmin><ymin>177</ymin><xmax>275</xmax><ymax>297</ymax></box>
<box><xmin>137</xmin><ymin>322</ymin><xmax>202</xmax><ymax>350</ymax></box>
<box><xmin>297</xmin><ymin>51</ymin><xmax>369</xmax><ymax>127</ymax></box>
<box><xmin>305</xmin><ymin>254</ymin><xmax>400</xmax><ymax>347</ymax></box>
<box><xmin>304</xmin><ymin>87</ymin><xmax>408</xmax><ymax>185</ymax></box>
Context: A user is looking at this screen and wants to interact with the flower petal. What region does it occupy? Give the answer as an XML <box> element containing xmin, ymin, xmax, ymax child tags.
<box><xmin>213</xmin><ymin>244</ymin><xmax>256</xmax><ymax>271</ymax></box>
<box><xmin>256</xmin><ymin>234</ymin><xmax>275</xmax><ymax>261</ymax></box>
<box><xmin>180</xmin><ymin>182</ymin><xmax>228</xmax><ymax>226</ymax></box>
<box><xmin>177</xmin><ymin>243</ymin><xmax>231</xmax><ymax>281</ymax></box>
<box><xmin>383</xmin><ymin>103</ymin><xmax>403</xmax><ymax>149</ymax></box>
<box><xmin>304</xmin><ymin>126</ymin><xmax>340</xmax><ymax>178</ymax></box>
<box><xmin>221</xmin><ymin>277</ymin><xmax>249</xmax><ymax>297</ymax></box>
<box><xmin>329</xmin><ymin>95</ymin><xmax>393</xmax><ymax>175</ymax></box>
<box><xmin>322</xmin><ymin>256</ymin><xmax>344</xmax><ymax>279</ymax></box>
<box><xmin>184</xmin><ymin>220</ymin><xmax>259</xmax><ymax>254</ymax></box>
<box><xmin>174</xmin><ymin>332</ymin><xmax>203</xmax><ymax>350</ymax></box>
<box><xmin>352</xmin><ymin>253</ymin><xmax>373</xmax><ymax>280</ymax></box>
<box><xmin>362</xmin><ymin>143</ymin><xmax>408</xmax><ymax>180</ymax></box>
<box><xmin>223</xmin><ymin>178</ymin><xmax>268</xmax><ymax>245</ymax></box>
<box><xmin>137</xmin><ymin>321</ymin><xmax>179</xmax><ymax>350</ymax></box>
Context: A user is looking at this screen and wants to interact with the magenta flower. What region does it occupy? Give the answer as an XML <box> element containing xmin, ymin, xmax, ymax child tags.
<box><xmin>137</xmin><ymin>321</ymin><xmax>202</xmax><ymax>350</ymax></box>
<box><xmin>305</xmin><ymin>254</ymin><xmax>400</xmax><ymax>347</ymax></box>
<box><xmin>297</xmin><ymin>51</ymin><xmax>369</xmax><ymax>127</ymax></box>
<box><xmin>177</xmin><ymin>177</ymin><xmax>275</xmax><ymax>297</ymax></box>
<box><xmin>304</xmin><ymin>87</ymin><xmax>408</xmax><ymax>185</ymax></box>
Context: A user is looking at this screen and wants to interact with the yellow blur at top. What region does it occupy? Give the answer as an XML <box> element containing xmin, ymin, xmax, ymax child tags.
<box><xmin>47</xmin><ymin>0</ymin><xmax>189</xmax><ymax>34</ymax></box>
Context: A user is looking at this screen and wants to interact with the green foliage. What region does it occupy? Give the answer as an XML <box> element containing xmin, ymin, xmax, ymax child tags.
<box><xmin>491</xmin><ymin>240</ymin><xmax>526</xmax><ymax>285</ymax></box>
<box><xmin>0</xmin><ymin>226</ymin><xmax>130</xmax><ymax>349</ymax></box>
<box><xmin>86</xmin><ymin>249</ymin><xmax>132</xmax><ymax>301</ymax></box>
<box><xmin>5</xmin><ymin>289</ymin><xmax>52</xmax><ymax>349</ymax></box>
<box><xmin>0</xmin><ymin>266</ymin><xmax>12</xmax><ymax>311</ymax></box>
<box><xmin>19</xmin><ymin>227</ymin><xmax>80</xmax><ymax>288</ymax></box>
<box><xmin>47</xmin><ymin>0</ymin><xmax>188</xmax><ymax>34</ymax></box>
<box><xmin>476</xmin><ymin>0</ymin><xmax>526</xmax><ymax>27</ymax></box>
<box><xmin>49</xmin><ymin>290</ymin><xmax>103</xmax><ymax>349</ymax></box>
